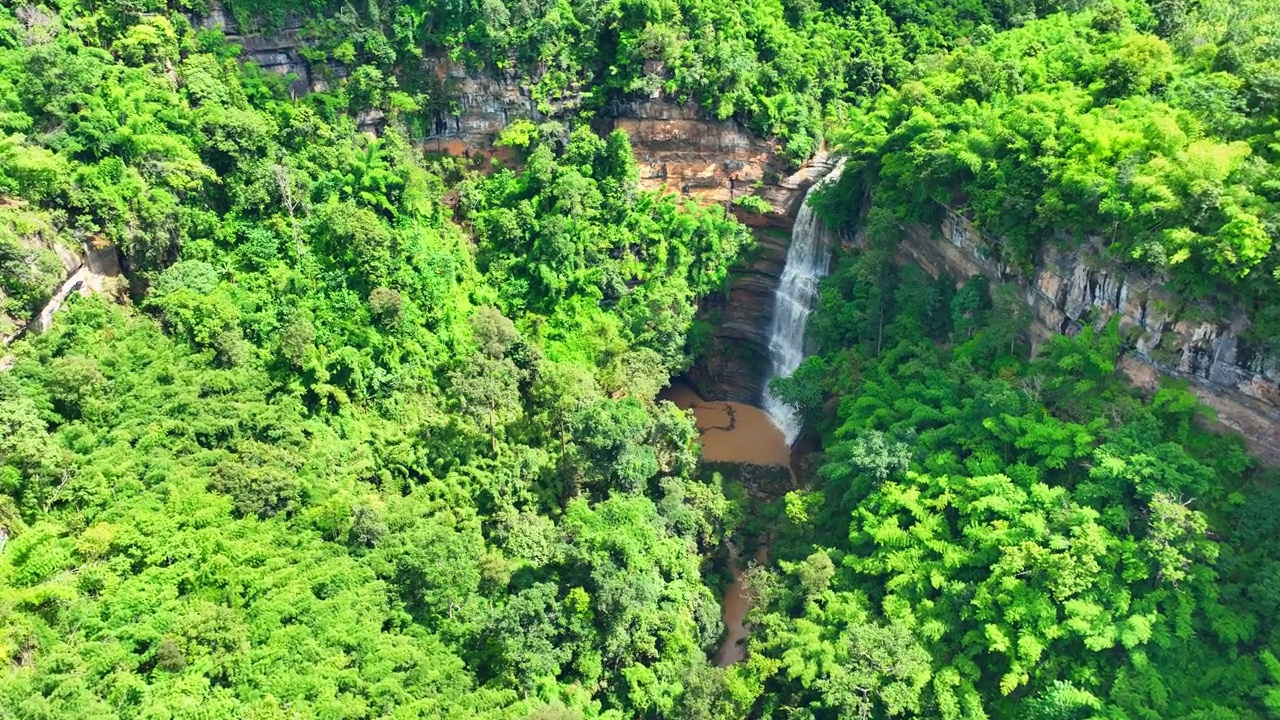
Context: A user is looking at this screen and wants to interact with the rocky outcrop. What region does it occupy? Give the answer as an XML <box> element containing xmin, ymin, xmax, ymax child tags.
<box><xmin>610</xmin><ymin>100</ymin><xmax>832</xmax><ymax>215</ymax></box>
<box><xmin>1</xmin><ymin>214</ymin><xmax>80</xmax><ymax>342</ymax></box>
<box><xmin>687</xmin><ymin>226</ymin><xmax>791</xmax><ymax>403</ymax></box>
<box><xmin>2</xmin><ymin>238</ymin><xmax>121</xmax><ymax>348</ymax></box>
<box><xmin>411</xmin><ymin>56</ymin><xmax>564</xmax><ymax>158</ymax></box>
<box><xmin>895</xmin><ymin>208</ymin><xmax>1280</xmax><ymax>465</ymax></box>
<box><xmin>412</xmin><ymin>58</ymin><xmax>825</xmax><ymax>221</ymax></box>
<box><xmin>191</xmin><ymin>4</ymin><xmax>317</xmax><ymax>97</ymax></box>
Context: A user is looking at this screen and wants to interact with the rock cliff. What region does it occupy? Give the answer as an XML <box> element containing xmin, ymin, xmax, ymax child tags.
<box><xmin>188</xmin><ymin>5</ymin><xmax>1280</xmax><ymax>460</ymax></box>
<box><xmin>409</xmin><ymin>57</ymin><xmax>832</xmax><ymax>219</ymax></box>
<box><xmin>2</xmin><ymin>236</ymin><xmax>122</xmax><ymax>347</ymax></box>
<box><xmin>0</xmin><ymin>232</ymin><xmax>80</xmax><ymax>343</ymax></box>
<box><xmin>192</xmin><ymin>5</ymin><xmax>829</xmax><ymax>402</ymax></box>
<box><xmin>191</xmin><ymin>4</ymin><xmax>821</xmax><ymax>213</ymax></box>
<box><xmin>191</xmin><ymin>6</ymin><xmax>316</xmax><ymax>97</ymax></box>
<box><xmin>893</xmin><ymin>208</ymin><xmax>1280</xmax><ymax>465</ymax></box>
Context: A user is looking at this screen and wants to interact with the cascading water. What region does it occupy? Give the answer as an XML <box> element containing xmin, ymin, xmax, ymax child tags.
<box><xmin>762</xmin><ymin>162</ymin><xmax>844</xmax><ymax>444</ymax></box>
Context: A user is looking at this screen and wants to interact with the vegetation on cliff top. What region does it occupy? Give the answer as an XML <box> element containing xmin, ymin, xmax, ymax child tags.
<box><xmin>220</xmin><ymin>0</ymin><xmax>1041</xmax><ymax>163</ymax></box>
<box><xmin>226</xmin><ymin>0</ymin><xmax>1278</xmax><ymax>333</ymax></box>
<box><xmin>831</xmin><ymin>0</ymin><xmax>1280</xmax><ymax>345</ymax></box>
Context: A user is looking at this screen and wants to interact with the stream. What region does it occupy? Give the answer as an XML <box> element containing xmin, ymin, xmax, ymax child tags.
<box><xmin>661</xmin><ymin>382</ymin><xmax>790</xmax><ymax>667</ymax></box>
<box><xmin>666</xmin><ymin>164</ymin><xmax>839</xmax><ymax>666</ymax></box>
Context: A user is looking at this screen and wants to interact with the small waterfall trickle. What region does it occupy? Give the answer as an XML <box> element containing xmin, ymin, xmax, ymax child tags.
<box><xmin>762</xmin><ymin>162</ymin><xmax>844</xmax><ymax>444</ymax></box>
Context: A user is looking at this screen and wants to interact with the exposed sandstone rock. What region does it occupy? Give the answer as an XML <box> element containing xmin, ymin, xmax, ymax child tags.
<box><xmin>417</xmin><ymin>57</ymin><xmax>547</xmax><ymax>154</ymax></box>
<box><xmin>688</xmin><ymin>226</ymin><xmax>791</xmax><ymax>403</ymax></box>
<box><xmin>2</xmin><ymin>237</ymin><xmax>121</xmax><ymax>347</ymax></box>
<box><xmin>409</xmin><ymin>60</ymin><xmax>824</xmax><ymax>224</ymax></box>
<box><xmin>898</xmin><ymin>208</ymin><xmax>1280</xmax><ymax>465</ymax></box>
<box><xmin>192</xmin><ymin>3</ymin><xmax>315</xmax><ymax>97</ymax></box>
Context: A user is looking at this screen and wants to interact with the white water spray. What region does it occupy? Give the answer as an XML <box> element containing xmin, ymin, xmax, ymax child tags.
<box><xmin>762</xmin><ymin>162</ymin><xmax>844</xmax><ymax>444</ymax></box>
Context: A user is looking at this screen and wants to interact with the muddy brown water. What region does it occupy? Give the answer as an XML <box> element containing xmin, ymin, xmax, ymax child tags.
<box><xmin>712</xmin><ymin>542</ymin><xmax>771</xmax><ymax>666</ymax></box>
<box><xmin>660</xmin><ymin>384</ymin><xmax>792</xmax><ymax>467</ymax></box>
<box><xmin>661</xmin><ymin>382</ymin><xmax>790</xmax><ymax>666</ymax></box>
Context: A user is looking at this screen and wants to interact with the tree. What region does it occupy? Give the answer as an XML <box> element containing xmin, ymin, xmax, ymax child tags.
<box><xmin>272</xmin><ymin>162</ymin><xmax>307</xmax><ymax>259</ymax></box>
<box><xmin>1101</xmin><ymin>35</ymin><xmax>1174</xmax><ymax>96</ymax></box>
<box><xmin>450</xmin><ymin>352</ymin><xmax>522</xmax><ymax>454</ymax></box>
<box><xmin>833</xmin><ymin>429</ymin><xmax>911</xmax><ymax>484</ymax></box>
<box><xmin>376</xmin><ymin>499</ymin><xmax>484</xmax><ymax>629</ymax></box>
<box><xmin>569</xmin><ymin>397</ymin><xmax>660</xmax><ymax>495</ymax></box>
<box><xmin>1142</xmin><ymin>492</ymin><xmax>1216</xmax><ymax>587</ymax></box>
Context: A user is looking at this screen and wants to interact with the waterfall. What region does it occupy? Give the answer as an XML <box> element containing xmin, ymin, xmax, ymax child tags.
<box><xmin>762</xmin><ymin>162</ymin><xmax>844</xmax><ymax>444</ymax></box>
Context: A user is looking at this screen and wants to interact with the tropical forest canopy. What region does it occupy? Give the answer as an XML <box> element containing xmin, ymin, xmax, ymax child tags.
<box><xmin>0</xmin><ymin>0</ymin><xmax>1278</xmax><ymax>719</ymax></box>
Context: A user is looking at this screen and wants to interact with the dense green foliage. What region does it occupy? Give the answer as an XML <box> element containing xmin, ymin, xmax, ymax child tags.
<box><xmin>758</xmin><ymin>220</ymin><xmax>1280</xmax><ymax>718</ymax></box>
<box><xmin>3</xmin><ymin>0</ymin><xmax>1280</xmax><ymax>718</ymax></box>
<box><xmin>0</xmin><ymin>5</ymin><xmax>755</xmax><ymax>717</ymax></box>
<box><xmin>834</xmin><ymin>0</ymin><xmax>1280</xmax><ymax>341</ymax></box>
<box><xmin>224</xmin><ymin>0</ymin><xmax>1046</xmax><ymax>163</ymax></box>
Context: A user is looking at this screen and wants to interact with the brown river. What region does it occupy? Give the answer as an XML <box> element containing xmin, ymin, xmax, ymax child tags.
<box><xmin>660</xmin><ymin>383</ymin><xmax>791</xmax><ymax>666</ymax></box>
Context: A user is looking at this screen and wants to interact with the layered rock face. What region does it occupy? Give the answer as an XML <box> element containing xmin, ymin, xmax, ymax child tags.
<box><xmin>895</xmin><ymin>208</ymin><xmax>1280</xmax><ymax>465</ymax></box>
<box><xmin>414</xmin><ymin>57</ymin><xmax>552</xmax><ymax>157</ymax></box>
<box><xmin>686</xmin><ymin>225</ymin><xmax>791</xmax><ymax>403</ymax></box>
<box><xmin>191</xmin><ymin>5</ymin><xmax>316</xmax><ymax>97</ymax></box>
<box><xmin>411</xmin><ymin>58</ymin><xmax>831</xmax><ymax>216</ymax></box>
<box><xmin>183</xmin><ymin>6</ymin><xmax>1280</xmax><ymax>459</ymax></box>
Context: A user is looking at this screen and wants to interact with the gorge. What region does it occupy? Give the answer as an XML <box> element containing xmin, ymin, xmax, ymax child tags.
<box><xmin>215</xmin><ymin>8</ymin><xmax>1280</xmax><ymax>461</ymax></box>
<box><xmin>5</xmin><ymin>2</ymin><xmax>1280</xmax><ymax>717</ymax></box>
<box><xmin>12</xmin><ymin>3</ymin><xmax>1280</xmax><ymax>461</ymax></box>
<box><xmin>274</xmin><ymin>37</ymin><xmax>1280</xmax><ymax>463</ymax></box>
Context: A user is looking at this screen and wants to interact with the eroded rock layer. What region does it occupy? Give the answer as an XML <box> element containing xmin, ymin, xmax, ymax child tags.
<box><xmin>893</xmin><ymin>209</ymin><xmax>1280</xmax><ymax>464</ymax></box>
